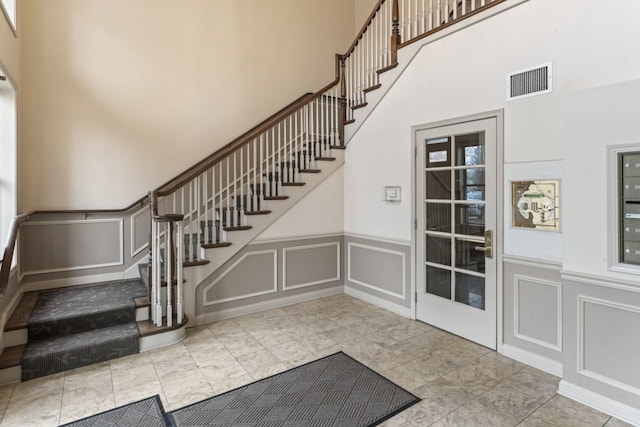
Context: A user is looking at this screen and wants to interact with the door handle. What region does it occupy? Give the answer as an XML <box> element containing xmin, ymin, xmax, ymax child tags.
<box><xmin>473</xmin><ymin>230</ymin><xmax>493</xmax><ymax>259</ymax></box>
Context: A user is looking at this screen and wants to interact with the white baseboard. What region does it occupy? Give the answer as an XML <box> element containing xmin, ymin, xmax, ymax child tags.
<box><xmin>125</xmin><ymin>260</ymin><xmax>146</xmax><ymax>280</ymax></box>
<box><xmin>23</xmin><ymin>272</ymin><xmax>125</xmax><ymax>292</ymax></box>
<box><xmin>0</xmin><ymin>366</ymin><xmax>21</xmax><ymax>387</ymax></box>
<box><xmin>3</xmin><ymin>329</ymin><xmax>27</xmax><ymax>347</ymax></box>
<box><xmin>344</xmin><ymin>286</ymin><xmax>412</xmax><ymax>319</ymax></box>
<box><xmin>196</xmin><ymin>286</ymin><xmax>344</xmax><ymax>325</ymax></box>
<box><xmin>559</xmin><ymin>380</ymin><xmax>640</xmax><ymax>426</ymax></box>
<box><xmin>501</xmin><ymin>343</ymin><xmax>563</xmax><ymax>377</ymax></box>
<box><xmin>139</xmin><ymin>327</ymin><xmax>187</xmax><ymax>352</ymax></box>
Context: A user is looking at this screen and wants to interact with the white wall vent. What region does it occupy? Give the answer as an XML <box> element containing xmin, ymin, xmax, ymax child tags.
<box><xmin>507</xmin><ymin>62</ymin><xmax>552</xmax><ymax>100</ymax></box>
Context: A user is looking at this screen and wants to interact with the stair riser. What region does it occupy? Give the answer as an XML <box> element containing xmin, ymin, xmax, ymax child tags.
<box><xmin>28</xmin><ymin>308</ymin><xmax>137</xmax><ymax>340</ymax></box>
<box><xmin>21</xmin><ymin>337</ymin><xmax>139</xmax><ymax>381</ymax></box>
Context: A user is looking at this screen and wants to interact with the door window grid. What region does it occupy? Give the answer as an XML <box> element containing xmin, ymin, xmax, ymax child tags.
<box><xmin>424</xmin><ymin>132</ymin><xmax>486</xmax><ymax>310</ymax></box>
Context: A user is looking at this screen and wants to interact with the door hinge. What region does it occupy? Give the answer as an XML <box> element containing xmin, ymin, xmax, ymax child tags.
<box><xmin>414</xmin><ymin>218</ymin><xmax>417</xmax><ymax>229</ymax></box>
<box><xmin>414</xmin><ymin>146</ymin><xmax>417</xmax><ymax>158</ymax></box>
<box><xmin>415</xmin><ymin>292</ymin><xmax>417</xmax><ymax>303</ymax></box>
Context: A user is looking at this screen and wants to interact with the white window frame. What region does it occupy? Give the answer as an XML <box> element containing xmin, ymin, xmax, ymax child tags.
<box><xmin>0</xmin><ymin>0</ymin><xmax>16</xmax><ymax>34</ymax></box>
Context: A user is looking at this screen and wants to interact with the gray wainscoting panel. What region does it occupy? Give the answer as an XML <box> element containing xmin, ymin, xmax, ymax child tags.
<box><xmin>345</xmin><ymin>235</ymin><xmax>410</xmax><ymax>308</ymax></box>
<box><xmin>203</xmin><ymin>250</ymin><xmax>277</xmax><ymax>305</ymax></box>
<box><xmin>283</xmin><ymin>243</ymin><xmax>340</xmax><ymax>290</ymax></box>
<box><xmin>581</xmin><ymin>297</ymin><xmax>640</xmax><ymax>391</ymax></box>
<box><xmin>503</xmin><ymin>258</ymin><xmax>562</xmax><ymax>362</ymax></box>
<box><xmin>20</xmin><ymin>219</ymin><xmax>123</xmax><ymax>275</ymax></box>
<box><xmin>562</xmin><ymin>273</ymin><xmax>640</xmax><ymax>411</ymax></box>
<box><xmin>131</xmin><ymin>206</ymin><xmax>151</xmax><ymax>257</ymax></box>
<box><xmin>196</xmin><ymin>236</ymin><xmax>344</xmax><ymax>318</ymax></box>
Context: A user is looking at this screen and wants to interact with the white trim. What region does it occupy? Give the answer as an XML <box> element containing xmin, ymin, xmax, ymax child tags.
<box><xmin>196</xmin><ymin>285</ymin><xmax>344</xmax><ymax>325</ymax></box>
<box><xmin>282</xmin><ymin>242</ymin><xmax>340</xmax><ymax>290</ymax></box>
<box><xmin>503</xmin><ymin>254</ymin><xmax>563</xmax><ymax>270</ymax></box>
<box><xmin>139</xmin><ymin>326</ymin><xmax>187</xmax><ymax>352</ymax></box>
<box><xmin>251</xmin><ymin>233</ymin><xmax>344</xmax><ymax>246</ymax></box>
<box><xmin>347</xmin><ymin>242</ymin><xmax>406</xmax><ymax>300</ymax></box>
<box><xmin>0</xmin><ymin>366</ymin><xmax>20</xmax><ymax>387</ymax></box>
<box><xmin>344</xmin><ymin>232</ymin><xmax>410</xmax><ymax>247</ymax></box>
<box><xmin>130</xmin><ymin>206</ymin><xmax>150</xmax><ymax>257</ymax></box>
<box><xmin>562</xmin><ymin>270</ymin><xmax>640</xmax><ymax>293</ymax></box>
<box><xmin>607</xmin><ymin>143</ymin><xmax>640</xmax><ymax>276</ymax></box>
<box><xmin>0</xmin><ymin>286</ymin><xmax>24</xmax><ymax>348</ymax></box>
<box><xmin>202</xmin><ymin>249</ymin><xmax>278</xmax><ymax>306</ymax></box>
<box><xmin>124</xmin><ymin>259</ymin><xmax>146</xmax><ymax>280</ymax></box>
<box><xmin>23</xmin><ymin>272</ymin><xmax>125</xmax><ymax>292</ymax></box>
<box><xmin>577</xmin><ymin>294</ymin><xmax>640</xmax><ymax>396</ymax></box>
<box><xmin>513</xmin><ymin>274</ymin><xmax>562</xmax><ymax>351</ymax></box>
<box><xmin>559</xmin><ymin>380</ymin><xmax>640</xmax><ymax>426</ymax></box>
<box><xmin>3</xmin><ymin>329</ymin><xmax>27</xmax><ymax>347</ymax></box>
<box><xmin>344</xmin><ymin>286</ymin><xmax>412</xmax><ymax>319</ymax></box>
<box><xmin>21</xmin><ymin>219</ymin><xmax>124</xmax><ymax>276</ymax></box>
<box><xmin>501</xmin><ymin>343</ymin><xmax>562</xmax><ymax>377</ymax></box>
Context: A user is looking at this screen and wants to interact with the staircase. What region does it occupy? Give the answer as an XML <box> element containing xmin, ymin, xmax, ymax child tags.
<box><xmin>1</xmin><ymin>279</ymin><xmax>149</xmax><ymax>381</ymax></box>
<box><xmin>0</xmin><ymin>0</ymin><xmax>511</xmax><ymax>384</ymax></box>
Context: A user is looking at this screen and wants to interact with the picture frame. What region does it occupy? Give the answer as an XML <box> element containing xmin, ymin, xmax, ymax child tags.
<box><xmin>511</xmin><ymin>179</ymin><xmax>560</xmax><ymax>231</ymax></box>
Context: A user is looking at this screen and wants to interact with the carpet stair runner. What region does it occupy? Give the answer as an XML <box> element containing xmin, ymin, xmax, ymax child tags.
<box><xmin>10</xmin><ymin>280</ymin><xmax>147</xmax><ymax>381</ymax></box>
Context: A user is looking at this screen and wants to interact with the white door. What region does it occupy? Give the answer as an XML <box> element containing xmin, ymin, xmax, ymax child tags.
<box><xmin>415</xmin><ymin>117</ymin><xmax>497</xmax><ymax>349</ymax></box>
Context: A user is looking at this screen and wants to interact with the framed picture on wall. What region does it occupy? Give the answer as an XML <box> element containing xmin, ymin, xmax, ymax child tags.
<box><xmin>511</xmin><ymin>180</ymin><xmax>560</xmax><ymax>231</ymax></box>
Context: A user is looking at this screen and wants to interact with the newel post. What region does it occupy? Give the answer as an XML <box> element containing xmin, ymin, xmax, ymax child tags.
<box><xmin>391</xmin><ymin>0</ymin><xmax>401</xmax><ymax>66</ymax></box>
<box><xmin>338</xmin><ymin>54</ymin><xmax>347</xmax><ymax>145</ymax></box>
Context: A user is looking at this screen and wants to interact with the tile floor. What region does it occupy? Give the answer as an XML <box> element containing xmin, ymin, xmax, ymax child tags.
<box><xmin>0</xmin><ymin>294</ymin><xmax>633</xmax><ymax>426</ymax></box>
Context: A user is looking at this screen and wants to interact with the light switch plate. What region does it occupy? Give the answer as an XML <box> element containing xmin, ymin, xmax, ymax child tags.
<box><xmin>383</xmin><ymin>186</ymin><xmax>401</xmax><ymax>202</ymax></box>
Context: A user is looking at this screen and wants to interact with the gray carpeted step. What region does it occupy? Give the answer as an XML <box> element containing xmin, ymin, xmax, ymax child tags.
<box><xmin>21</xmin><ymin>322</ymin><xmax>139</xmax><ymax>381</ymax></box>
<box><xmin>28</xmin><ymin>280</ymin><xmax>147</xmax><ymax>340</ymax></box>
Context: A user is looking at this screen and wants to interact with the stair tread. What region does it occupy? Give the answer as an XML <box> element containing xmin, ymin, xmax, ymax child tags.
<box><xmin>202</xmin><ymin>241</ymin><xmax>232</xmax><ymax>249</ymax></box>
<box><xmin>137</xmin><ymin>315</ymin><xmax>188</xmax><ymax>338</ymax></box>
<box><xmin>184</xmin><ymin>259</ymin><xmax>210</xmax><ymax>267</ymax></box>
<box><xmin>5</xmin><ymin>292</ymin><xmax>39</xmax><ymax>331</ymax></box>
<box><xmin>264</xmin><ymin>196</ymin><xmax>289</xmax><ymax>200</ymax></box>
<box><xmin>224</xmin><ymin>225</ymin><xmax>252</xmax><ymax>231</ymax></box>
<box><xmin>316</xmin><ymin>157</ymin><xmax>336</xmax><ymax>161</ymax></box>
<box><xmin>300</xmin><ymin>169</ymin><xmax>322</xmax><ymax>173</ymax></box>
<box><xmin>28</xmin><ymin>280</ymin><xmax>146</xmax><ymax>326</ymax></box>
<box><xmin>282</xmin><ymin>182</ymin><xmax>306</xmax><ymax>186</ymax></box>
<box><xmin>244</xmin><ymin>210</ymin><xmax>271</xmax><ymax>215</ymax></box>
<box><xmin>134</xmin><ymin>297</ymin><xmax>150</xmax><ymax>309</ymax></box>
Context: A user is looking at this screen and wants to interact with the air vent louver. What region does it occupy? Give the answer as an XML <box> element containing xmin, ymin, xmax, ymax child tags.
<box><xmin>507</xmin><ymin>63</ymin><xmax>552</xmax><ymax>100</ymax></box>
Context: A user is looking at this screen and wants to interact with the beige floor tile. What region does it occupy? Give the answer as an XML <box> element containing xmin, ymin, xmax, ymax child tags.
<box><xmin>522</xmin><ymin>395</ymin><xmax>610</xmax><ymax>427</ymax></box>
<box><xmin>59</xmin><ymin>386</ymin><xmax>115</xmax><ymax>424</ymax></box>
<box><xmin>269</xmin><ymin>341</ymin><xmax>316</xmax><ymax>365</ymax></box>
<box><xmin>476</xmin><ymin>382</ymin><xmax>549</xmax><ymax>422</ymax></box>
<box><xmin>63</xmin><ymin>361</ymin><xmax>113</xmax><ymax>391</ymax></box>
<box><xmin>604</xmin><ymin>416</ymin><xmax>637</xmax><ymax>427</ymax></box>
<box><xmin>235</xmin><ymin>349</ymin><xmax>288</xmax><ymax>380</ymax></box>
<box><xmin>431</xmin><ymin>399</ymin><xmax>520</xmax><ymax>427</ymax></box>
<box><xmin>383</xmin><ymin>359</ymin><xmax>441</xmax><ymax>392</ymax></box>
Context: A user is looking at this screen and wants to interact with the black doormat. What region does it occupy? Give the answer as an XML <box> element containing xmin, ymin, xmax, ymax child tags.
<box><xmin>60</xmin><ymin>395</ymin><xmax>170</xmax><ymax>427</ymax></box>
<box><xmin>169</xmin><ymin>351</ymin><xmax>420</xmax><ymax>426</ymax></box>
<box><xmin>58</xmin><ymin>352</ymin><xmax>420</xmax><ymax>427</ymax></box>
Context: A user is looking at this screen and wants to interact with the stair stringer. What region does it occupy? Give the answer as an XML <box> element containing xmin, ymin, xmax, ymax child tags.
<box><xmin>181</xmin><ymin>150</ymin><xmax>345</xmax><ymax>325</ymax></box>
<box><xmin>344</xmin><ymin>0</ymin><xmax>528</xmax><ymax>144</ymax></box>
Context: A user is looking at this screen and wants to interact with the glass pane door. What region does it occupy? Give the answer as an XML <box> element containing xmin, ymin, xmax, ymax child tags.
<box><xmin>424</xmin><ymin>131</ymin><xmax>486</xmax><ymax>310</ymax></box>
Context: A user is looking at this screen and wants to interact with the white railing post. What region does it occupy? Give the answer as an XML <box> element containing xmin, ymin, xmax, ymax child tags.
<box><xmin>177</xmin><ymin>219</ymin><xmax>183</xmax><ymax>324</ymax></box>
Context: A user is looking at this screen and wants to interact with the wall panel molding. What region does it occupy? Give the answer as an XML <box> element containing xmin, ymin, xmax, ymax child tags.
<box><xmin>577</xmin><ymin>294</ymin><xmax>640</xmax><ymax>396</ymax></box>
<box><xmin>130</xmin><ymin>206</ymin><xmax>150</xmax><ymax>257</ymax></box>
<box><xmin>513</xmin><ymin>274</ymin><xmax>562</xmax><ymax>351</ymax></box>
<box><xmin>203</xmin><ymin>249</ymin><xmax>277</xmax><ymax>306</ymax></box>
<box><xmin>21</xmin><ymin>219</ymin><xmax>124</xmax><ymax>275</ymax></box>
<box><xmin>283</xmin><ymin>242</ymin><xmax>340</xmax><ymax>290</ymax></box>
<box><xmin>347</xmin><ymin>242</ymin><xmax>406</xmax><ymax>300</ymax></box>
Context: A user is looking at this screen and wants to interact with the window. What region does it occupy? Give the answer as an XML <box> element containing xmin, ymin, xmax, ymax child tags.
<box><xmin>1</xmin><ymin>0</ymin><xmax>16</xmax><ymax>32</ymax></box>
<box><xmin>0</xmin><ymin>68</ymin><xmax>16</xmax><ymax>255</ymax></box>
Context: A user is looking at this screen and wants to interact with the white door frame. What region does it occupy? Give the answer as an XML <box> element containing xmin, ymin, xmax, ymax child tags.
<box><xmin>410</xmin><ymin>110</ymin><xmax>504</xmax><ymax>352</ymax></box>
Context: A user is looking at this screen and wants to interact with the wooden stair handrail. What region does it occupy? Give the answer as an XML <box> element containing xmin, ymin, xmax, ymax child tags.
<box><xmin>155</xmin><ymin>66</ymin><xmax>343</xmax><ymax>198</ymax></box>
<box><xmin>344</xmin><ymin>0</ymin><xmax>387</xmax><ymax>59</ymax></box>
<box><xmin>0</xmin><ymin>213</ymin><xmax>32</xmax><ymax>297</ymax></box>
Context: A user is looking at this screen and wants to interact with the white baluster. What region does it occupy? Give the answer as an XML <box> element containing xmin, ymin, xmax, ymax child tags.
<box><xmin>177</xmin><ymin>220</ymin><xmax>183</xmax><ymax>324</ymax></box>
<box><xmin>166</xmin><ymin>221</ymin><xmax>172</xmax><ymax>327</ymax></box>
<box><xmin>155</xmin><ymin>222</ymin><xmax>163</xmax><ymax>326</ymax></box>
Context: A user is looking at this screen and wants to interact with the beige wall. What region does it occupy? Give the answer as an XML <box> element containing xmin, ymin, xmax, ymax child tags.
<box><xmin>20</xmin><ymin>0</ymin><xmax>355</xmax><ymax>210</ymax></box>
<box><xmin>355</xmin><ymin>0</ymin><xmax>378</xmax><ymax>34</ymax></box>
